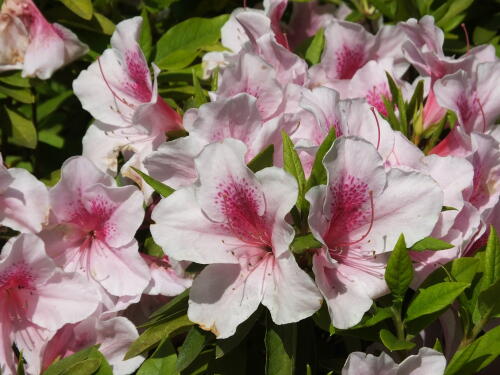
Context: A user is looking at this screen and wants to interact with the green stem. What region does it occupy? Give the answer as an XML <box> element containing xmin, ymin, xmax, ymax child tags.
<box><xmin>390</xmin><ymin>306</ymin><xmax>405</xmax><ymax>341</ymax></box>
<box><xmin>458</xmin><ymin>315</ymin><xmax>490</xmax><ymax>350</ymax></box>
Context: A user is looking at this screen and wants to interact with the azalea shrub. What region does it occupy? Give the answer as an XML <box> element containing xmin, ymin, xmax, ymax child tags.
<box><xmin>0</xmin><ymin>0</ymin><xmax>500</xmax><ymax>374</ymax></box>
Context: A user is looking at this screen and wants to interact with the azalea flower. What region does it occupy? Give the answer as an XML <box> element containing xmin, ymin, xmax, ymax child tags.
<box><xmin>342</xmin><ymin>347</ymin><xmax>446</xmax><ymax>375</ymax></box>
<box><xmin>309</xmin><ymin>19</ymin><xmax>408</xmax><ymax>91</ymax></box>
<box><xmin>306</xmin><ymin>137</ymin><xmax>443</xmax><ymax>328</ymax></box>
<box><xmin>151</xmin><ymin>139</ymin><xmax>322</xmax><ymax>338</ymax></box>
<box><xmin>41</xmin><ymin>313</ymin><xmax>143</xmax><ymax>375</ymax></box>
<box><xmin>0</xmin><ymin>0</ymin><xmax>88</xmax><ymax>78</ymax></box>
<box><xmin>0</xmin><ymin>154</ymin><xmax>49</xmax><ymax>233</ymax></box>
<box><xmin>0</xmin><ymin>234</ymin><xmax>99</xmax><ymax>375</ymax></box>
<box><xmin>73</xmin><ymin>17</ymin><xmax>182</xmax><ymax>182</ymax></box>
<box><xmin>41</xmin><ymin>156</ymin><xmax>150</xmax><ymax>298</ymax></box>
<box><xmin>434</xmin><ymin>62</ymin><xmax>500</xmax><ymax>133</ymax></box>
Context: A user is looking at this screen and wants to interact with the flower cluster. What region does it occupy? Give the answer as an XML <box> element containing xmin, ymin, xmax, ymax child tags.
<box><xmin>0</xmin><ymin>0</ymin><xmax>499</xmax><ymax>374</ymax></box>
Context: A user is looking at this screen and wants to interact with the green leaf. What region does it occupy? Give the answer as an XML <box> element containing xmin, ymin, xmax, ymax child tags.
<box><xmin>0</xmin><ymin>72</ymin><xmax>30</xmax><ymax>87</ymax></box>
<box><xmin>353</xmin><ymin>306</ymin><xmax>392</xmax><ymax>329</ymax></box>
<box><xmin>139</xmin><ymin>9</ymin><xmax>153</xmax><ymax>61</ymax></box>
<box><xmin>405</xmin><ymin>282</ymin><xmax>469</xmax><ymax>322</ymax></box>
<box><xmin>265</xmin><ymin>319</ymin><xmax>296</xmax><ymax>375</ymax></box>
<box><xmin>450</xmin><ymin>257</ymin><xmax>481</xmax><ymax>284</ymax></box>
<box><xmin>410</xmin><ymin>237</ymin><xmax>454</xmax><ymax>251</ymax></box>
<box><xmin>379</xmin><ymin>329</ymin><xmax>415</xmax><ymax>351</ymax></box>
<box><xmin>483</xmin><ymin>226</ymin><xmax>500</xmax><ymax>288</ymax></box>
<box><xmin>478</xmin><ymin>278</ymin><xmax>500</xmax><ymax>319</ymax></box>
<box><xmin>305</xmin><ymin>28</ymin><xmax>324</xmax><ymax>65</ymax></box>
<box><xmin>125</xmin><ymin>314</ymin><xmax>193</xmax><ymax>360</ymax></box>
<box><xmin>93</xmin><ymin>13</ymin><xmax>115</xmax><ymax>35</ymax></box>
<box><xmin>155</xmin><ymin>15</ymin><xmax>229</xmax><ymax>70</ymax></box>
<box><xmin>176</xmin><ymin>326</ymin><xmax>210</xmax><ymax>372</ymax></box>
<box><xmin>281</xmin><ymin>131</ymin><xmax>307</xmax><ymax>213</ymax></box>
<box><xmin>306</xmin><ymin>128</ymin><xmax>336</xmax><ymax>190</ymax></box>
<box><xmin>59</xmin><ymin>0</ymin><xmax>93</xmax><ymax>20</ymax></box>
<box><xmin>385</xmin><ymin>234</ymin><xmax>413</xmax><ymax>301</ymax></box>
<box><xmin>147</xmin><ymin>289</ymin><xmax>189</xmax><ymax>324</ymax></box>
<box><xmin>445</xmin><ymin>325</ymin><xmax>500</xmax><ymax>375</ymax></box>
<box><xmin>6</xmin><ymin>107</ymin><xmax>37</xmax><ymax>149</ymax></box>
<box><xmin>42</xmin><ymin>346</ymin><xmax>100</xmax><ymax>375</ymax></box>
<box><xmin>189</xmin><ymin>69</ymin><xmax>208</xmax><ymax>108</ymax></box>
<box><xmin>38</xmin><ymin>125</ymin><xmax>64</xmax><ymax>148</ymax></box>
<box><xmin>61</xmin><ymin>359</ymin><xmax>101</xmax><ymax>375</ymax></box>
<box><xmin>17</xmin><ymin>352</ymin><xmax>25</xmax><ymax>375</ymax></box>
<box><xmin>37</xmin><ymin>91</ymin><xmax>72</xmax><ymax>121</ymax></box>
<box><xmin>137</xmin><ymin>339</ymin><xmax>178</xmax><ymax>375</ymax></box>
<box><xmin>0</xmin><ymin>84</ymin><xmax>34</xmax><ymax>103</ymax></box>
<box><xmin>247</xmin><ymin>144</ymin><xmax>274</xmax><ymax>173</ymax></box>
<box><xmin>131</xmin><ymin>167</ymin><xmax>175</xmax><ymax>198</ymax></box>
<box><xmin>436</xmin><ymin>0</ymin><xmax>474</xmax><ymax>30</ymax></box>
<box><xmin>290</xmin><ymin>233</ymin><xmax>323</xmax><ymax>254</ymax></box>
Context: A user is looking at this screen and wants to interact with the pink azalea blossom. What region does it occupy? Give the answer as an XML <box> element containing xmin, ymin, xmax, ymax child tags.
<box><xmin>434</xmin><ymin>62</ymin><xmax>500</xmax><ymax>133</ymax></box>
<box><xmin>0</xmin><ymin>234</ymin><xmax>99</xmax><ymax>375</ymax></box>
<box><xmin>294</xmin><ymin>87</ymin><xmax>395</xmax><ymax>175</ymax></box>
<box><xmin>0</xmin><ymin>0</ymin><xmax>88</xmax><ymax>79</ymax></box>
<box><xmin>399</xmin><ymin>15</ymin><xmax>497</xmax><ymax>128</ymax></box>
<box><xmin>141</xmin><ymin>254</ymin><xmax>192</xmax><ymax>297</ymax></box>
<box><xmin>0</xmin><ymin>154</ymin><xmax>49</xmax><ymax>233</ymax></box>
<box><xmin>309</xmin><ymin>19</ymin><xmax>408</xmax><ymax>91</ymax></box>
<box><xmin>306</xmin><ymin>137</ymin><xmax>443</xmax><ymax>328</ymax></box>
<box><xmin>342</xmin><ymin>347</ymin><xmax>446</xmax><ymax>375</ymax></box>
<box><xmin>151</xmin><ymin>139</ymin><xmax>322</xmax><ymax>338</ymax></box>
<box><xmin>41</xmin><ymin>313</ymin><xmax>143</xmax><ymax>375</ymax></box>
<box><xmin>74</xmin><ymin>17</ymin><xmax>181</xmax><ymax>182</ymax></box>
<box><xmin>145</xmin><ymin>93</ymin><xmax>284</xmax><ymax>189</ymax></box>
<box><xmin>41</xmin><ymin>156</ymin><xmax>150</xmax><ymax>298</ymax></box>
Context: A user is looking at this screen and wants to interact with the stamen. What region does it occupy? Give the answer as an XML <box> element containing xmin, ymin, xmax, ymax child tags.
<box><xmin>98</xmin><ymin>57</ymin><xmax>130</xmax><ymax>107</ymax></box>
<box><xmin>332</xmin><ymin>191</ymin><xmax>375</xmax><ymax>247</ymax></box>
<box><xmin>370</xmin><ymin>107</ymin><xmax>381</xmax><ymax>150</ymax></box>
<box><xmin>461</xmin><ymin>23</ymin><xmax>470</xmax><ymax>54</ymax></box>
<box><xmin>475</xmin><ymin>98</ymin><xmax>487</xmax><ymax>132</ymax></box>
<box><xmin>243</xmin><ymin>0</ymin><xmax>247</xmax><ymax>8</ymax></box>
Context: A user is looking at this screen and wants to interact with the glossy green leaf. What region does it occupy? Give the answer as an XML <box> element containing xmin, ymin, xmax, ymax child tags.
<box><xmin>155</xmin><ymin>15</ymin><xmax>229</xmax><ymax>69</ymax></box>
<box><xmin>37</xmin><ymin>91</ymin><xmax>72</xmax><ymax>121</ymax></box>
<box><xmin>290</xmin><ymin>233</ymin><xmax>323</xmax><ymax>254</ymax></box>
<box><xmin>59</xmin><ymin>0</ymin><xmax>93</xmax><ymax>20</ymax></box>
<box><xmin>137</xmin><ymin>339</ymin><xmax>178</xmax><ymax>375</ymax></box>
<box><xmin>306</xmin><ymin>128</ymin><xmax>336</xmax><ymax>190</ymax></box>
<box><xmin>305</xmin><ymin>28</ymin><xmax>324</xmax><ymax>65</ymax></box>
<box><xmin>478</xmin><ymin>278</ymin><xmax>500</xmax><ymax>319</ymax></box>
<box><xmin>385</xmin><ymin>234</ymin><xmax>413</xmax><ymax>301</ymax></box>
<box><xmin>405</xmin><ymin>282</ymin><xmax>469</xmax><ymax>322</ymax></box>
<box><xmin>139</xmin><ymin>9</ymin><xmax>153</xmax><ymax>60</ymax></box>
<box><xmin>282</xmin><ymin>131</ymin><xmax>307</xmax><ymax>213</ymax></box>
<box><xmin>410</xmin><ymin>237</ymin><xmax>454</xmax><ymax>251</ymax></box>
<box><xmin>265</xmin><ymin>320</ymin><xmax>296</xmax><ymax>375</ymax></box>
<box><xmin>6</xmin><ymin>107</ymin><xmax>37</xmax><ymax>149</ymax></box>
<box><xmin>125</xmin><ymin>314</ymin><xmax>193</xmax><ymax>360</ymax></box>
<box><xmin>379</xmin><ymin>329</ymin><xmax>415</xmax><ymax>351</ymax></box>
<box><xmin>483</xmin><ymin>226</ymin><xmax>500</xmax><ymax>288</ymax></box>
<box><xmin>42</xmin><ymin>346</ymin><xmax>100</xmax><ymax>375</ymax></box>
<box><xmin>94</xmin><ymin>13</ymin><xmax>115</xmax><ymax>35</ymax></box>
<box><xmin>247</xmin><ymin>144</ymin><xmax>274</xmax><ymax>173</ymax></box>
<box><xmin>445</xmin><ymin>325</ymin><xmax>500</xmax><ymax>375</ymax></box>
<box><xmin>0</xmin><ymin>85</ymin><xmax>34</xmax><ymax>103</ymax></box>
<box><xmin>176</xmin><ymin>326</ymin><xmax>210</xmax><ymax>372</ymax></box>
<box><xmin>131</xmin><ymin>167</ymin><xmax>175</xmax><ymax>198</ymax></box>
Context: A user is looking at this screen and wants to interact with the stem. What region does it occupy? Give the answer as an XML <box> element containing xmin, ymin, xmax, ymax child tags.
<box><xmin>458</xmin><ymin>314</ymin><xmax>490</xmax><ymax>350</ymax></box>
<box><xmin>390</xmin><ymin>305</ymin><xmax>405</xmax><ymax>341</ymax></box>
